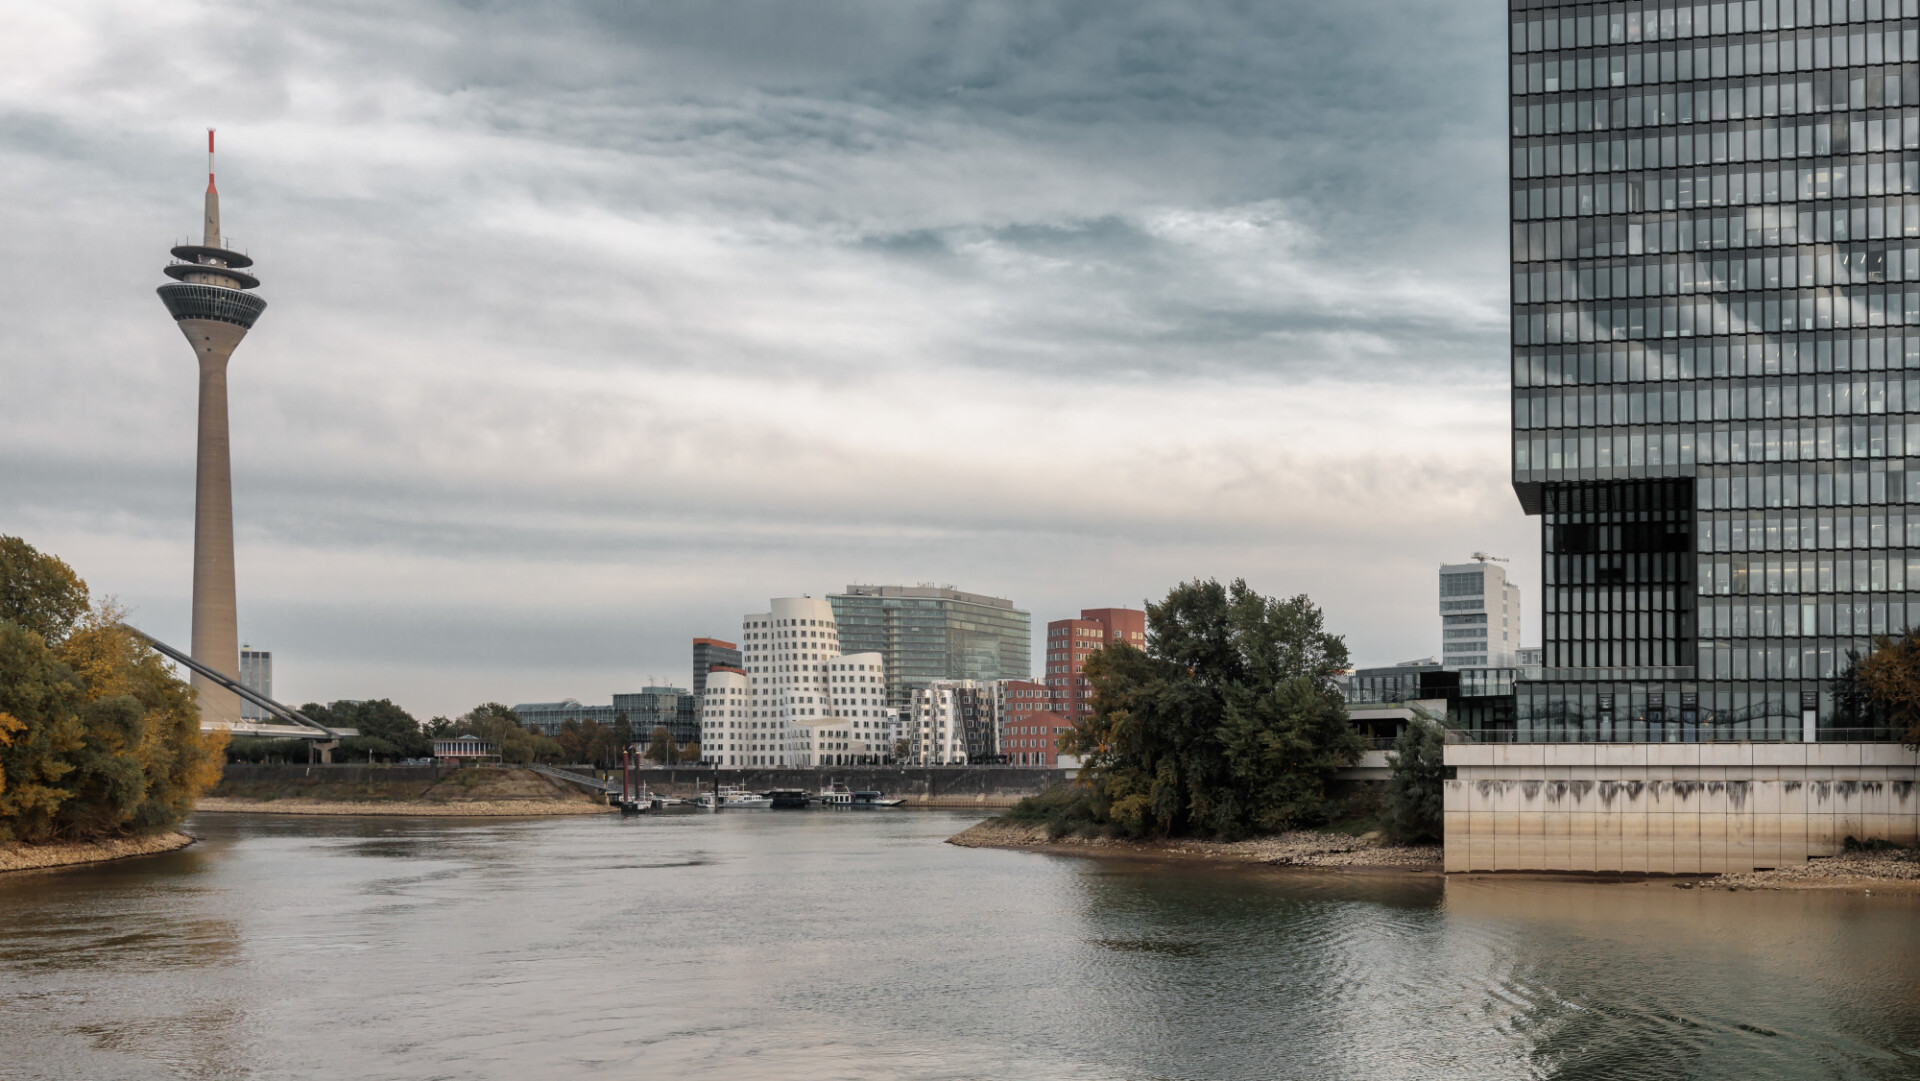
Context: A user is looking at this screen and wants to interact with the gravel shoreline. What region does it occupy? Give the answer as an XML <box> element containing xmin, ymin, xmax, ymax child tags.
<box><xmin>948</xmin><ymin>820</ymin><xmax>1443</xmax><ymax>871</ymax></box>
<box><xmin>1684</xmin><ymin>848</ymin><xmax>1920</xmax><ymax>892</ymax></box>
<box><xmin>194</xmin><ymin>797</ymin><xmax>612</xmax><ymax>817</ymax></box>
<box><xmin>0</xmin><ymin>831</ymin><xmax>195</xmax><ymax>874</ymax></box>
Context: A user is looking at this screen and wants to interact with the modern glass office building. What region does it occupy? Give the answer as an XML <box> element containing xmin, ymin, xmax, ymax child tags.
<box><xmin>829</xmin><ymin>585</ymin><xmax>1032</xmax><ymax>712</ymax></box>
<box><xmin>1507</xmin><ymin>0</ymin><xmax>1916</xmax><ymax>740</ymax></box>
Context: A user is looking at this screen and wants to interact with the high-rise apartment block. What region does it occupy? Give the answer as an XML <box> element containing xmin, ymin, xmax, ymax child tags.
<box><xmin>1043</xmin><ymin>608</ymin><xmax>1146</xmax><ymax>731</ymax></box>
<box><xmin>1439</xmin><ymin>558</ymin><xmax>1523</xmax><ymax>668</ymax></box>
<box><xmin>735</xmin><ymin>597</ymin><xmax>896</xmax><ymax>766</ymax></box>
<box><xmin>1507</xmin><ymin>0</ymin><xmax>1920</xmax><ymax>739</ymax></box>
<box><xmin>691</xmin><ymin>637</ymin><xmax>742</xmax><ymax>698</ymax></box>
<box><xmin>238</xmin><ymin>647</ymin><xmax>272</xmax><ymax>721</ymax></box>
<box><xmin>829</xmin><ymin>585</ymin><xmax>1032</xmax><ymax>710</ymax></box>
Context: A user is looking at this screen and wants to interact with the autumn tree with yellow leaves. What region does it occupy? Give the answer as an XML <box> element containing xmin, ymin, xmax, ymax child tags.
<box><xmin>0</xmin><ymin>536</ymin><xmax>225</xmax><ymax>843</ymax></box>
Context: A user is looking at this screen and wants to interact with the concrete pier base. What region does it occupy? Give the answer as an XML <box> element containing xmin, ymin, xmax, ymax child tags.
<box><xmin>1443</xmin><ymin>743</ymin><xmax>1920</xmax><ymax>874</ymax></box>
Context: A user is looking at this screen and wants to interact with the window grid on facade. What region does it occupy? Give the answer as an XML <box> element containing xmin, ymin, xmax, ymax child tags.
<box><xmin>1508</xmin><ymin>0</ymin><xmax>1911</xmax><ymax>742</ymax></box>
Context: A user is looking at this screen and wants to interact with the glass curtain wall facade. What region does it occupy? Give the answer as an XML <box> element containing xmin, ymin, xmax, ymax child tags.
<box><xmin>830</xmin><ymin>586</ymin><xmax>1032</xmax><ymax>712</ymax></box>
<box><xmin>1508</xmin><ymin>0</ymin><xmax>1915</xmax><ymax>741</ymax></box>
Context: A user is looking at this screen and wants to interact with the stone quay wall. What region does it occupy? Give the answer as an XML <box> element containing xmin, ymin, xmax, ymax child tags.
<box><xmin>1443</xmin><ymin>742</ymin><xmax>1920</xmax><ymax>874</ymax></box>
<box><xmin>633</xmin><ymin>766</ymin><xmax>1069</xmax><ymax>808</ymax></box>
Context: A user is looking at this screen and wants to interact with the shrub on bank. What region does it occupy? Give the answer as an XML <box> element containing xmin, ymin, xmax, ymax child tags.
<box><xmin>999</xmin><ymin>785</ymin><xmax>1113</xmax><ymax>840</ymax></box>
<box><xmin>1383</xmin><ymin>720</ymin><xmax>1446</xmax><ymax>845</ymax></box>
<box><xmin>0</xmin><ymin>537</ymin><xmax>226</xmax><ymax>843</ymax></box>
<box><xmin>227</xmin><ymin>736</ymin><xmax>314</xmax><ymax>763</ymax></box>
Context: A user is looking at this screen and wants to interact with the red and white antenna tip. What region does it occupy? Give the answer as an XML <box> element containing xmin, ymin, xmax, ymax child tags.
<box><xmin>206</xmin><ymin>129</ymin><xmax>217</xmax><ymax>194</ymax></box>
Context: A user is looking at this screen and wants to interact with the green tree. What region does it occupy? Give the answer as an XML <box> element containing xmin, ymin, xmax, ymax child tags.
<box><xmin>1383</xmin><ymin>719</ymin><xmax>1447</xmax><ymax>844</ymax></box>
<box><xmin>227</xmin><ymin>736</ymin><xmax>311</xmax><ymax>763</ymax></box>
<box><xmin>0</xmin><ymin>537</ymin><xmax>224</xmax><ymax>842</ymax></box>
<box><xmin>644</xmin><ymin>725</ymin><xmax>674</xmax><ymax>764</ymax></box>
<box><xmin>556</xmin><ymin>718</ymin><xmax>623</xmax><ymax>766</ymax></box>
<box><xmin>303</xmin><ymin>699</ymin><xmax>429</xmax><ymax>760</ymax></box>
<box><xmin>1831</xmin><ymin>630</ymin><xmax>1920</xmax><ymax>747</ymax></box>
<box><xmin>0</xmin><ymin>536</ymin><xmax>88</xmax><ymax>642</ymax></box>
<box><xmin>453</xmin><ymin>702</ymin><xmax>560</xmax><ymax>764</ymax></box>
<box><xmin>1059</xmin><ymin>578</ymin><xmax>1362</xmax><ymax>840</ymax></box>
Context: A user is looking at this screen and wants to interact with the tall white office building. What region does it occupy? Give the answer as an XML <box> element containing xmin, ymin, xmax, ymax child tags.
<box><xmin>726</xmin><ymin>596</ymin><xmax>897</xmax><ymax>767</ymax></box>
<box><xmin>1439</xmin><ymin>558</ymin><xmax>1521</xmax><ymax>669</ymax></box>
<box><xmin>239</xmin><ymin>646</ymin><xmax>272</xmax><ymax>721</ymax></box>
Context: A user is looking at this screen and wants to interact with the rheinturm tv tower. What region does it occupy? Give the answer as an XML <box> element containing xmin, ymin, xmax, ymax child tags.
<box><xmin>156</xmin><ymin>131</ymin><xmax>266</xmax><ymax>727</ymax></box>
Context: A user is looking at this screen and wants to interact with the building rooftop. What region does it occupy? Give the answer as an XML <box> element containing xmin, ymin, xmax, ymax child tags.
<box><xmin>837</xmin><ymin>584</ymin><xmax>1017</xmax><ymax>609</ymax></box>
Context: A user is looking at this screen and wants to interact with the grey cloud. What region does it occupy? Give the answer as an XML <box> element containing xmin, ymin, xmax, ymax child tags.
<box><xmin>0</xmin><ymin>0</ymin><xmax>1534</xmax><ymax>715</ymax></box>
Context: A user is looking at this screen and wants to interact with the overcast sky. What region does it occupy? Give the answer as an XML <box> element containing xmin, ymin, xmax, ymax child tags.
<box><xmin>2</xmin><ymin>0</ymin><xmax>1535</xmax><ymax>719</ymax></box>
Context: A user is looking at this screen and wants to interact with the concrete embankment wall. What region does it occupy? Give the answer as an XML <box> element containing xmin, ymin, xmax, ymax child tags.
<box><xmin>636</xmin><ymin>767</ymin><xmax>1069</xmax><ymax>808</ymax></box>
<box><xmin>1443</xmin><ymin>743</ymin><xmax>1920</xmax><ymax>874</ymax></box>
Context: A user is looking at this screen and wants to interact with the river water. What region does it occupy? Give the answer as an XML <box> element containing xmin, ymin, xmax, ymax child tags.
<box><xmin>2</xmin><ymin>810</ymin><xmax>1918</xmax><ymax>1081</ymax></box>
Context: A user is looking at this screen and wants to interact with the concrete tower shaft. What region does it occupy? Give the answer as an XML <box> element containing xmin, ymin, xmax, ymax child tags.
<box><xmin>156</xmin><ymin>131</ymin><xmax>266</xmax><ymax>728</ymax></box>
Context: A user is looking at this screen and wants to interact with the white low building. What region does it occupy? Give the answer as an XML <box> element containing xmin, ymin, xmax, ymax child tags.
<box><xmin>727</xmin><ymin>596</ymin><xmax>900</xmax><ymax>767</ymax></box>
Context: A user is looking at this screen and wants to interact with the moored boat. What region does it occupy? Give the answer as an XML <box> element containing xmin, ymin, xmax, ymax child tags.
<box><xmin>698</xmin><ymin>785</ymin><xmax>773</xmax><ymax>809</ymax></box>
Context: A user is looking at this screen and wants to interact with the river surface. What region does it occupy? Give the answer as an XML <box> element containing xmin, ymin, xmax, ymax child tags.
<box><xmin>2</xmin><ymin>811</ymin><xmax>1918</xmax><ymax>1081</ymax></box>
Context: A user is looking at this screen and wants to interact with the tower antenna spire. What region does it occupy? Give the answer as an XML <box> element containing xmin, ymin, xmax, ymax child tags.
<box><xmin>203</xmin><ymin>129</ymin><xmax>220</xmax><ymax>247</ymax></box>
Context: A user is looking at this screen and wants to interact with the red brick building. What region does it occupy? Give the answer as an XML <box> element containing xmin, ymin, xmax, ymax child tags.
<box><xmin>997</xmin><ymin>679</ymin><xmax>1062</xmax><ymax>766</ymax></box>
<box><xmin>1005</xmin><ymin>607</ymin><xmax>1146</xmax><ymax>767</ymax></box>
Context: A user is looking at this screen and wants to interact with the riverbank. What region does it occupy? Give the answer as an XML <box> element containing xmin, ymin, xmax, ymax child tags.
<box><xmin>205</xmin><ymin>764</ymin><xmax>609</xmax><ymax>816</ymax></box>
<box><xmin>0</xmin><ymin>831</ymin><xmax>194</xmax><ymax>874</ymax></box>
<box><xmin>1685</xmin><ymin>847</ymin><xmax>1920</xmax><ymax>893</ymax></box>
<box><xmin>195</xmin><ymin>797</ymin><xmax>609</xmax><ymax>816</ymax></box>
<box><xmin>953</xmin><ymin>821</ymin><xmax>1920</xmax><ymax>892</ymax></box>
<box><xmin>948</xmin><ymin>820</ymin><xmax>1443</xmax><ymax>871</ymax></box>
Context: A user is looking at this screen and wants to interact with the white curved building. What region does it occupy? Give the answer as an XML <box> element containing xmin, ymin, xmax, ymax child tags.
<box><xmin>699</xmin><ymin>667</ymin><xmax>752</xmax><ymax>765</ymax></box>
<box><xmin>722</xmin><ymin>596</ymin><xmax>899</xmax><ymax>767</ymax></box>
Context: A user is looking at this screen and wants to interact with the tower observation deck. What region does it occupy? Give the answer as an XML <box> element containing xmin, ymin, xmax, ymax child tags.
<box><xmin>157</xmin><ymin>130</ymin><xmax>266</xmax><ymax>728</ymax></box>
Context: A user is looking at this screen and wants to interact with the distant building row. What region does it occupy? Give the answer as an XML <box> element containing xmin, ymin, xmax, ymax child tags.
<box><xmin>512</xmin><ymin>584</ymin><xmax>1151</xmax><ymax>770</ymax></box>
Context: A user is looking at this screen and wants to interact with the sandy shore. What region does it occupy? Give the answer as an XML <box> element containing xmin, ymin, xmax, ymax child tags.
<box><xmin>194</xmin><ymin>797</ymin><xmax>612</xmax><ymax>817</ymax></box>
<box><xmin>1683</xmin><ymin>848</ymin><xmax>1920</xmax><ymax>893</ymax></box>
<box><xmin>0</xmin><ymin>831</ymin><xmax>194</xmax><ymax>874</ymax></box>
<box><xmin>948</xmin><ymin>820</ymin><xmax>1443</xmax><ymax>871</ymax></box>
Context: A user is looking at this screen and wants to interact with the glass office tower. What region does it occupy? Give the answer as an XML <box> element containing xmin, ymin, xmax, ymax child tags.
<box><xmin>830</xmin><ymin>585</ymin><xmax>1032</xmax><ymax>713</ymax></box>
<box><xmin>1507</xmin><ymin>0</ymin><xmax>1916</xmax><ymax>740</ymax></box>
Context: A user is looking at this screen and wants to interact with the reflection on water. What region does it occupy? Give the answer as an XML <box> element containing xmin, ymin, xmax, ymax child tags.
<box><xmin>1</xmin><ymin>812</ymin><xmax>1917</xmax><ymax>1081</ymax></box>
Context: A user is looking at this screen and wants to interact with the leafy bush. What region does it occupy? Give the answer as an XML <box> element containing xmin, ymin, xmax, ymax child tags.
<box><xmin>1832</xmin><ymin>630</ymin><xmax>1920</xmax><ymax>747</ymax></box>
<box><xmin>998</xmin><ymin>784</ymin><xmax>1111</xmax><ymax>839</ymax></box>
<box><xmin>1843</xmin><ymin>835</ymin><xmax>1905</xmax><ymax>852</ymax></box>
<box><xmin>1383</xmin><ymin>721</ymin><xmax>1446</xmax><ymax>844</ymax></box>
<box><xmin>226</xmin><ymin>736</ymin><xmax>312</xmax><ymax>763</ymax></box>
